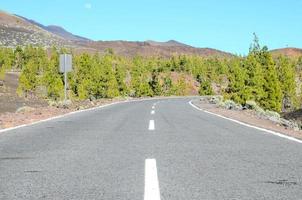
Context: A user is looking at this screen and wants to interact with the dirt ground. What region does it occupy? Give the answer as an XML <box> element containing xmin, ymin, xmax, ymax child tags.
<box><xmin>193</xmin><ymin>99</ymin><xmax>302</xmax><ymax>140</ymax></box>
<box><xmin>0</xmin><ymin>72</ymin><xmax>129</xmax><ymax>129</ymax></box>
<box><xmin>0</xmin><ymin>98</ymin><xmax>127</xmax><ymax>129</ymax></box>
<box><xmin>0</xmin><ymin>72</ymin><xmax>48</xmax><ymax>113</ymax></box>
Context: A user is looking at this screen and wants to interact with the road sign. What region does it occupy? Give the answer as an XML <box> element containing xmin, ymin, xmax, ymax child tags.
<box><xmin>59</xmin><ymin>54</ymin><xmax>72</xmax><ymax>73</ymax></box>
<box><xmin>59</xmin><ymin>54</ymin><xmax>72</xmax><ymax>102</ymax></box>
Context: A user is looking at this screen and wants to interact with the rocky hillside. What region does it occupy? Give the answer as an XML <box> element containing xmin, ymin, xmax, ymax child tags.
<box><xmin>0</xmin><ymin>11</ymin><xmax>74</xmax><ymax>48</ymax></box>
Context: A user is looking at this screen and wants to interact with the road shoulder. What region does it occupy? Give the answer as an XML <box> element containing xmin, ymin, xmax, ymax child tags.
<box><xmin>190</xmin><ymin>99</ymin><xmax>302</xmax><ymax>142</ymax></box>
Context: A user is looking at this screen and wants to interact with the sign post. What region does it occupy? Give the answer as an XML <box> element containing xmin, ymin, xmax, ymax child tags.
<box><xmin>59</xmin><ymin>54</ymin><xmax>72</xmax><ymax>102</ymax></box>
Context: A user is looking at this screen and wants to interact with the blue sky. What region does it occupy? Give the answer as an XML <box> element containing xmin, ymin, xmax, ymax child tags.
<box><xmin>1</xmin><ymin>0</ymin><xmax>301</xmax><ymax>54</ymax></box>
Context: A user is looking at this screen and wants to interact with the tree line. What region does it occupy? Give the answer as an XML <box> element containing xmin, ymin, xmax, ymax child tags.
<box><xmin>0</xmin><ymin>35</ymin><xmax>301</xmax><ymax>113</ymax></box>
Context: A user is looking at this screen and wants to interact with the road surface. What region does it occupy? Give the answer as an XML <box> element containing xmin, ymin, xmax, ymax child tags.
<box><xmin>0</xmin><ymin>98</ymin><xmax>301</xmax><ymax>200</ymax></box>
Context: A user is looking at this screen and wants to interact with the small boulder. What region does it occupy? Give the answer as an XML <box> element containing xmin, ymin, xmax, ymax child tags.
<box><xmin>16</xmin><ymin>106</ymin><xmax>35</xmax><ymax>113</ymax></box>
<box><xmin>57</xmin><ymin>100</ymin><xmax>72</xmax><ymax>109</ymax></box>
<box><xmin>222</xmin><ymin>100</ymin><xmax>242</xmax><ymax>110</ymax></box>
<box><xmin>245</xmin><ymin>100</ymin><xmax>257</xmax><ymax>110</ymax></box>
<box><xmin>280</xmin><ymin>118</ymin><xmax>300</xmax><ymax>130</ymax></box>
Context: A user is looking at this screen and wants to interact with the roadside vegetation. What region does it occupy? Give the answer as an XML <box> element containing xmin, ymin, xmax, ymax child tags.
<box><xmin>0</xmin><ymin>34</ymin><xmax>302</xmax><ymax>114</ymax></box>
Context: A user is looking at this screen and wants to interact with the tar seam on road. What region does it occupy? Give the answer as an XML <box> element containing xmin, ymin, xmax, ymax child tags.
<box><xmin>189</xmin><ymin>100</ymin><xmax>302</xmax><ymax>144</ymax></box>
<box><xmin>149</xmin><ymin>120</ymin><xmax>155</xmax><ymax>130</ymax></box>
<box><xmin>144</xmin><ymin>159</ymin><xmax>161</xmax><ymax>200</ymax></box>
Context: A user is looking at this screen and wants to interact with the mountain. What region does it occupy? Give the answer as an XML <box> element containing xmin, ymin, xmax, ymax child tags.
<box><xmin>82</xmin><ymin>40</ymin><xmax>232</xmax><ymax>57</ymax></box>
<box><xmin>0</xmin><ymin>10</ymin><xmax>73</xmax><ymax>47</ymax></box>
<box><xmin>270</xmin><ymin>48</ymin><xmax>302</xmax><ymax>58</ymax></box>
<box><xmin>145</xmin><ymin>40</ymin><xmax>191</xmax><ymax>47</ymax></box>
<box><xmin>43</xmin><ymin>25</ymin><xmax>90</xmax><ymax>42</ymax></box>
<box><xmin>0</xmin><ymin>10</ymin><xmax>232</xmax><ymax>57</ymax></box>
<box><xmin>15</xmin><ymin>15</ymin><xmax>90</xmax><ymax>42</ymax></box>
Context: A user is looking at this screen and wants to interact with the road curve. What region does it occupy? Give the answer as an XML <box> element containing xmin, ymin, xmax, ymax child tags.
<box><xmin>0</xmin><ymin>98</ymin><xmax>301</xmax><ymax>200</ymax></box>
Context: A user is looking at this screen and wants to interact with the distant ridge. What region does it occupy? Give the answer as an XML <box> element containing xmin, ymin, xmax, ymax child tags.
<box><xmin>15</xmin><ymin>15</ymin><xmax>91</xmax><ymax>42</ymax></box>
<box><xmin>145</xmin><ymin>40</ymin><xmax>191</xmax><ymax>47</ymax></box>
<box><xmin>0</xmin><ymin>10</ymin><xmax>235</xmax><ymax>57</ymax></box>
<box><xmin>83</xmin><ymin>40</ymin><xmax>233</xmax><ymax>57</ymax></box>
<box><xmin>270</xmin><ymin>48</ymin><xmax>302</xmax><ymax>58</ymax></box>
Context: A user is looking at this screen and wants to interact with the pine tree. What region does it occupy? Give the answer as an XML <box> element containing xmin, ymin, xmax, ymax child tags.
<box><xmin>225</xmin><ymin>59</ymin><xmax>248</xmax><ymax>104</ymax></box>
<box><xmin>276</xmin><ymin>55</ymin><xmax>297</xmax><ymax>110</ymax></box>
<box><xmin>174</xmin><ymin>75</ymin><xmax>187</xmax><ymax>96</ymax></box>
<box><xmin>13</xmin><ymin>46</ymin><xmax>24</xmax><ymax>70</ymax></box>
<box><xmin>199</xmin><ymin>79</ymin><xmax>214</xmax><ymax>96</ymax></box>
<box><xmin>42</xmin><ymin>48</ymin><xmax>64</xmax><ymax>100</ymax></box>
<box><xmin>150</xmin><ymin>71</ymin><xmax>162</xmax><ymax>96</ymax></box>
<box><xmin>17</xmin><ymin>59</ymin><xmax>39</xmax><ymax>97</ymax></box>
<box><xmin>162</xmin><ymin>75</ymin><xmax>173</xmax><ymax>96</ymax></box>
<box><xmin>260</xmin><ymin>49</ymin><xmax>282</xmax><ymax>112</ymax></box>
<box><xmin>72</xmin><ymin>53</ymin><xmax>95</xmax><ymax>99</ymax></box>
<box><xmin>115</xmin><ymin>64</ymin><xmax>129</xmax><ymax>96</ymax></box>
<box><xmin>106</xmin><ymin>74</ymin><xmax>119</xmax><ymax>98</ymax></box>
<box><xmin>0</xmin><ymin>48</ymin><xmax>14</xmax><ymax>80</ymax></box>
<box><xmin>243</xmin><ymin>54</ymin><xmax>265</xmax><ymax>102</ymax></box>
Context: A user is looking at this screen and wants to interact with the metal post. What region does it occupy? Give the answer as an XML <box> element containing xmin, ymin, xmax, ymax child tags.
<box><xmin>64</xmin><ymin>54</ymin><xmax>67</xmax><ymax>102</ymax></box>
<box><xmin>64</xmin><ymin>71</ymin><xmax>67</xmax><ymax>102</ymax></box>
<box><xmin>59</xmin><ymin>54</ymin><xmax>72</xmax><ymax>103</ymax></box>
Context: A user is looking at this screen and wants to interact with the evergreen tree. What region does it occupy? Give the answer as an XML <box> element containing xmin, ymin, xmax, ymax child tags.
<box><xmin>42</xmin><ymin>48</ymin><xmax>64</xmax><ymax>100</ymax></box>
<box><xmin>115</xmin><ymin>63</ymin><xmax>129</xmax><ymax>96</ymax></box>
<box><xmin>174</xmin><ymin>75</ymin><xmax>187</xmax><ymax>96</ymax></box>
<box><xmin>162</xmin><ymin>75</ymin><xmax>173</xmax><ymax>96</ymax></box>
<box><xmin>225</xmin><ymin>59</ymin><xmax>248</xmax><ymax>104</ymax></box>
<box><xmin>243</xmin><ymin>54</ymin><xmax>265</xmax><ymax>102</ymax></box>
<box><xmin>150</xmin><ymin>71</ymin><xmax>162</xmax><ymax>96</ymax></box>
<box><xmin>276</xmin><ymin>56</ymin><xmax>297</xmax><ymax>110</ymax></box>
<box><xmin>17</xmin><ymin>59</ymin><xmax>39</xmax><ymax>97</ymax></box>
<box><xmin>0</xmin><ymin>48</ymin><xmax>14</xmax><ymax>80</ymax></box>
<box><xmin>13</xmin><ymin>46</ymin><xmax>24</xmax><ymax>70</ymax></box>
<box><xmin>198</xmin><ymin>78</ymin><xmax>214</xmax><ymax>96</ymax></box>
<box><xmin>260</xmin><ymin>48</ymin><xmax>282</xmax><ymax>112</ymax></box>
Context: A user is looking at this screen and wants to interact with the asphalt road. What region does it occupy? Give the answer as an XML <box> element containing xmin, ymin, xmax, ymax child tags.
<box><xmin>0</xmin><ymin>98</ymin><xmax>301</xmax><ymax>200</ymax></box>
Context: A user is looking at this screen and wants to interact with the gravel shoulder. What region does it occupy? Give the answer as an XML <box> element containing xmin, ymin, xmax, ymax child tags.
<box><xmin>192</xmin><ymin>98</ymin><xmax>302</xmax><ymax>140</ymax></box>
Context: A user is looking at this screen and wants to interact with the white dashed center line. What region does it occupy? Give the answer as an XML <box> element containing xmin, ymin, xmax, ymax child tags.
<box><xmin>148</xmin><ymin>120</ymin><xmax>155</xmax><ymax>130</ymax></box>
<box><xmin>151</xmin><ymin>110</ymin><xmax>155</xmax><ymax>115</ymax></box>
<box><xmin>144</xmin><ymin>159</ymin><xmax>161</xmax><ymax>200</ymax></box>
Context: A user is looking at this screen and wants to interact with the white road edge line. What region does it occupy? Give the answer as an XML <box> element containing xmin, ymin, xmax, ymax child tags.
<box><xmin>0</xmin><ymin>97</ymin><xmax>181</xmax><ymax>134</ymax></box>
<box><xmin>151</xmin><ymin>110</ymin><xmax>155</xmax><ymax>115</ymax></box>
<box><xmin>149</xmin><ymin>120</ymin><xmax>155</xmax><ymax>130</ymax></box>
<box><xmin>189</xmin><ymin>100</ymin><xmax>302</xmax><ymax>144</ymax></box>
<box><xmin>144</xmin><ymin>159</ymin><xmax>161</xmax><ymax>200</ymax></box>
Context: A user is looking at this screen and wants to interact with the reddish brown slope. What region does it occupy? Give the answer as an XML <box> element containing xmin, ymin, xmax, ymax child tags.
<box><xmin>82</xmin><ymin>40</ymin><xmax>233</xmax><ymax>58</ymax></box>
<box><xmin>270</xmin><ymin>48</ymin><xmax>302</xmax><ymax>58</ymax></box>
